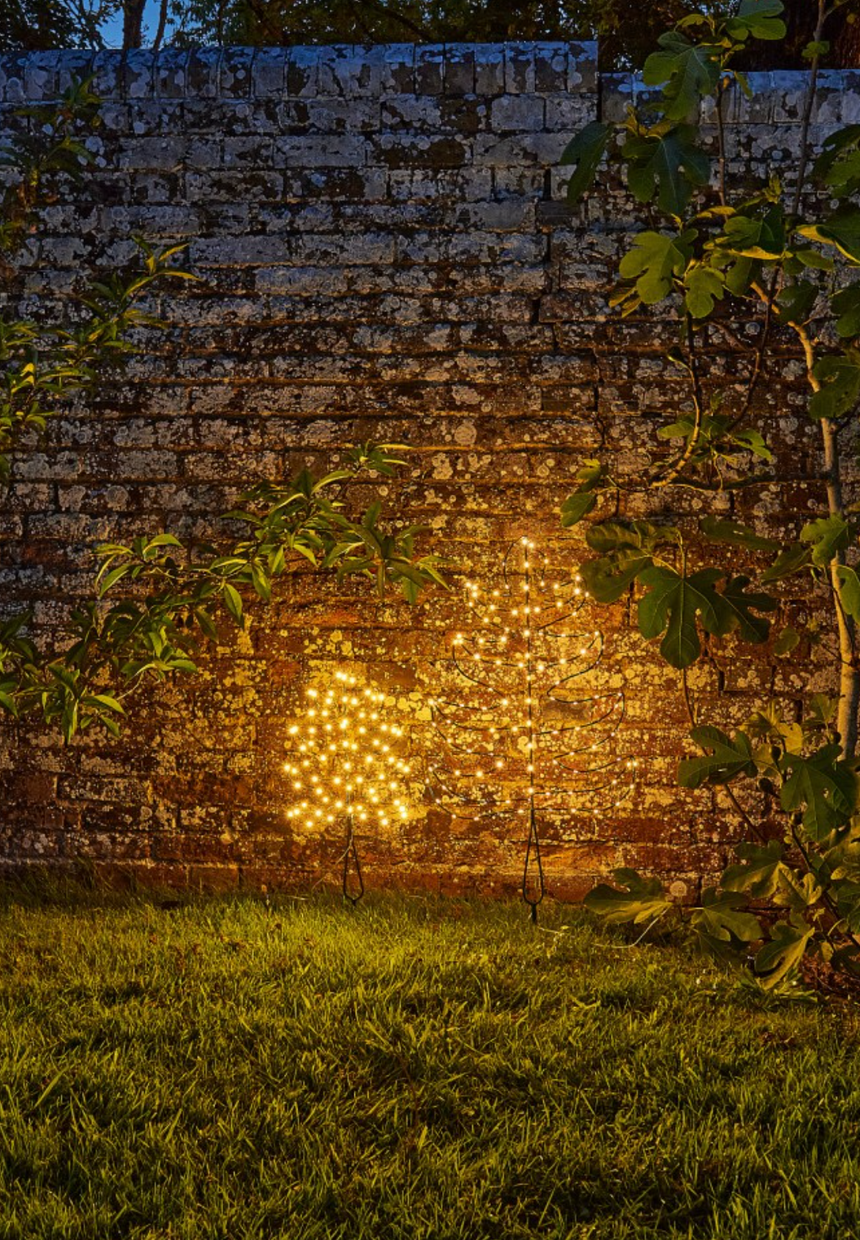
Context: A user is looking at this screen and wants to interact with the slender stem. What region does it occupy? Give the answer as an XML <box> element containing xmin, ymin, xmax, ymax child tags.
<box><xmin>152</xmin><ymin>0</ymin><xmax>169</xmax><ymax>51</ymax></box>
<box><xmin>715</xmin><ymin>75</ymin><xmax>728</xmax><ymax>208</ymax></box>
<box><xmin>791</xmin><ymin>0</ymin><xmax>828</xmax><ymax>222</ymax></box>
<box><xmin>649</xmin><ymin>315</ymin><xmax>706</xmax><ymax>489</ymax></box>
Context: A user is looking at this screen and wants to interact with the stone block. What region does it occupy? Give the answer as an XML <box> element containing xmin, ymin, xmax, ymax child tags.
<box><xmin>23</xmin><ymin>50</ymin><xmax>61</xmax><ymax>101</ymax></box>
<box><xmin>380</xmin><ymin>44</ymin><xmax>415</xmax><ymax>94</ymax></box>
<box><xmin>220</xmin><ymin>47</ymin><xmax>255</xmax><ymax>97</ymax></box>
<box><xmin>90</xmin><ymin>50</ymin><xmax>124</xmax><ymax>99</ymax></box>
<box><xmin>474</xmin><ymin>44</ymin><xmax>506</xmax><ymax>95</ymax></box>
<box><xmin>273</xmin><ymin>134</ymin><xmax>368</xmax><ymax>168</ymax></box>
<box><xmin>505</xmin><ymin>42</ymin><xmax>536</xmax><ymax>94</ymax></box>
<box><xmin>124</xmin><ymin>49</ymin><xmax>156</xmax><ymax>98</ymax></box>
<box><xmin>155</xmin><ymin>48</ymin><xmax>190</xmax><ymax>99</ymax></box>
<box><xmin>287</xmin><ymin>46</ymin><xmax>320</xmax><ymax>98</ymax></box>
<box><xmin>187</xmin><ymin>48</ymin><xmax>222</xmax><ymax>99</ymax></box>
<box><xmin>415</xmin><ymin>45</ymin><xmax>445</xmax><ymax>95</ymax></box>
<box><xmin>445</xmin><ymin>45</ymin><xmax>476</xmax><ymax>96</ymax></box>
<box><xmin>490</xmin><ymin>94</ymin><xmax>546</xmax><ymax>133</ymax></box>
<box><xmin>534</xmin><ymin>43</ymin><xmax>568</xmax><ymax>93</ymax></box>
<box><xmin>252</xmin><ymin>48</ymin><xmax>288</xmax><ymax>98</ymax></box>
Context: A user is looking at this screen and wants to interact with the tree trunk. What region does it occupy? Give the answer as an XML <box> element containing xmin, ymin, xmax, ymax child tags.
<box><xmin>122</xmin><ymin>0</ymin><xmax>147</xmax><ymax>49</ymax></box>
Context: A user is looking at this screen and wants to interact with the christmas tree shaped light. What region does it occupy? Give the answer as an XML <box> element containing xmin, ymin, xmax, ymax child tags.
<box><xmin>284</xmin><ymin>671</ymin><xmax>412</xmax><ymax>904</ymax></box>
<box><xmin>429</xmin><ymin>538</ymin><xmax>637</xmax><ymax>921</ymax></box>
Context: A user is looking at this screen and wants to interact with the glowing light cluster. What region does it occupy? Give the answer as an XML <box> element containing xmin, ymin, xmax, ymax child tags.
<box><xmin>429</xmin><ymin>538</ymin><xmax>638</xmax><ymax>918</ymax></box>
<box><xmin>284</xmin><ymin>671</ymin><xmax>411</xmax><ymax>835</ymax></box>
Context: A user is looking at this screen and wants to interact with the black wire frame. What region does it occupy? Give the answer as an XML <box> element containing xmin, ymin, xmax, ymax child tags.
<box><xmin>341</xmin><ymin>812</ymin><xmax>365</xmax><ymax>907</ymax></box>
<box><xmin>428</xmin><ymin>538</ymin><xmax>636</xmax><ymax>923</ymax></box>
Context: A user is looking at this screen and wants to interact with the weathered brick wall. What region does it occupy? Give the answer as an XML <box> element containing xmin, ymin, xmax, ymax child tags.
<box><xmin>0</xmin><ymin>46</ymin><xmax>856</xmax><ymax>899</ymax></box>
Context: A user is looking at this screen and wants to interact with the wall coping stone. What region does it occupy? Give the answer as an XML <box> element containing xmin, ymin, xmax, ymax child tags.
<box><xmin>1</xmin><ymin>47</ymin><xmax>854</xmax><ymax>127</ymax></box>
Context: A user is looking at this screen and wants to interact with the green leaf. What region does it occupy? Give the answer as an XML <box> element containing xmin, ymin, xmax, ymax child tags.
<box><xmin>400</xmin><ymin>576</ymin><xmax>420</xmax><ymax>605</ymax></box>
<box><xmin>678</xmin><ymin>725</ymin><xmax>757</xmax><ymax>788</ymax></box>
<box><xmin>761</xmin><ymin>543</ymin><xmax>813</xmax><ymax>583</ymax></box>
<box><xmin>145</xmin><ymin>533</ymin><xmax>184</xmax><ymax>551</ymax></box>
<box><xmin>831</xmin><ymin>286</ymin><xmax>860</xmax><ymax>338</ymax></box>
<box><xmin>562</xmin><ymin>459</ymin><xmax>607</xmax><ymax>527</ymax></box>
<box><xmin>169</xmin><ymin>657</ymin><xmax>198</xmax><ymax>674</ymax></box>
<box><xmin>754</xmin><ymin>917</ymin><xmax>814</xmax><ymax>989</ymax></box>
<box><xmin>728</xmin><ymin>0</ymin><xmax>786</xmax><ymax>42</ymax></box>
<box><xmin>48</xmin><ymin>663</ymin><xmax>78</xmax><ymax>693</ymax></box>
<box><xmin>800</xmin><ymin>514</ymin><xmax>852</xmax><ymax>566</ymax></box>
<box><xmin>715</xmin><ymin>575</ymin><xmax>776</xmax><ymax>644</ymax></box>
<box><xmin>799</xmin><ymin>206</ymin><xmax>860</xmax><ymax>264</ymax></box>
<box><xmin>250</xmin><ymin>562</ymin><xmax>272</xmax><ymax>602</ymax></box>
<box><xmin>637</xmin><ymin>565</ymin><xmax>724</xmax><ymax>668</ymax></box>
<box><xmin>733</xmin><ymin>429</ymin><xmax>773</xmax><ymax>463</ymax></box>
<box><xmin>792</xmin><ymin>246</ymin><xmax>833</xmax><ymax>272</ymax></box>
<box><xmin>560</xmin><ymin>121</ymin><xmax>611</xmax><ymax>205</ymax></box>
<box><xmin>810</xmin><ymin>351</ymin><xmax>860</xmax><ymax>420</ymax></box>
<box><xmin>773</xmin><ymin>870</ymin><xmax>824</xmax><ymax>912</ymax></box>
<box><xmin>699</xmin><ymin>516</ymin><xmax>779</xmax><ymax>552</ymax></box>
<box><xmin>97</xmin><ymin>564</ymin><xmax>131</xmax><ymax>597</ymax></box>
<box><xmin>779</xmin><ymin>744</ymin><xmax>857</xmax><ymax>840</ymax></box>
<box><xmin>717</xmin><ymin>206</ymin><xmax>785</xmax><ymax>260</ymax></box>
<box><xmin>623</xmin><ymin>126</ymin><xmax>710</xmax><ymax>217</ymax></box>
<box><xmin>560</xmin><ymin>491</ymin><xmax>597</xmax><ymax>528</ymax></box>
<box><xmin>723</xmin><ymin>253</ymin><xmax>757</xmax><ymax>296</ymax></box>
<box><xmin>684</xmin><ymin>263</ymin><xmax>724</xmax><ymax>319</ymax></box>
<box><xmin>363</xmin><ymin>498</ymin><xmax>382</xmax><ymax>530</ymax></box>
<box><xmin>88</xmin><ymin>694</ymin><xmax>124</xmax><ymax>714</ymax></box>
<box><xmin>813</xmin><ymin>124</ymin><xmax>860</xmax><ymax>198</ymax></box>
<box><xmin>194</xmin><ymin>607</ymin><xmax>219</xmax><ymax>642</ymax></box>
<box><xmin>642</xmin><ymin>31</ymin><xmax>722</xmax><ymax>120</ymax></box>
<box><xmin>690</xmin><ymin>887</ymin><xmax>762</xmax><ymax>963</ymax></box>
<box><xmin>836</xmin><ymin>566</ymin><xmax>860</xmax><ymax>621</ymax></box>
<box><xmin>775</xmin><ymin>280</ymin><xmax>817</xmax><ymax>327</ymax></box>
<box><xmin>223</xmin><ymin>583</ymin><xmax>244</xmax><ymax>626</ymax></box>
<box><xmin>0</xmin><ymin>690</ymin><xmax>19</xmax><ymax>716</ymax></box>
<box><xmin>773</xmin><ymin>626</ymin><xmax>800</xmax><ymax>656</ymax></box>
<box><xmin>721</xmin><ymin>840</ymin><xmax>787</xmax><ymax>900</ymax></box>
<box><xmin>585</xmin><ymin>520</ymin><xmax>670</xmax><ymax>554</ymax></box>
<box><xmin>580</xmin><ymin>551</ymin><xmax>651</xmax><ymax>604</ymax></box>
<box><xmin>618</xmin><ymin>229</ymin><xmax>696</xmax><ymax>306</ymax></box>
<box><xmin>583</xmin><ymin>868</ymin><xmax>673</xmax><ymax>925</ymax></box>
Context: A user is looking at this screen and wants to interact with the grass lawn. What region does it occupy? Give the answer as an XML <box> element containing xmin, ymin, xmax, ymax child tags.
<box><xmin>1</xmin><ymin>886</ymin><xmax>860</xmax><ymax>1239</ymax></box>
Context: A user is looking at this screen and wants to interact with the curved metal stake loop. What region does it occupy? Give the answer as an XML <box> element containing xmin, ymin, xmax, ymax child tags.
<box><xmin>521</xmin><ymin>802</ymin><xmax>545</xmax><ymax>924</ymax></box>
<box><xmin>341</xmin><ymin>816</ymin><xmax>365</xmax><ymax>907</ymax></box>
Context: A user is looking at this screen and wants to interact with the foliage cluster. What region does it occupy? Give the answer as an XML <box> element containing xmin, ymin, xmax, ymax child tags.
<box><xmin>560</xmin><ymin>0</ymin><xmax>860</xmax><ymax>988</ymax></box>
<box><xmin>0</xmin><ymin>81</ymin><xmax>440</xmax><ymax>742</ymax></box>
<box><xmin>1</xmin><ymin>0</ymin><xmax>857</xmax><ymax>73</ymax></box>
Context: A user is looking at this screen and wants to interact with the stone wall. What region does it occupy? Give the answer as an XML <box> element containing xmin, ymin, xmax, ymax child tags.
<box><xmin>0</xmin><ymin>45</ymin><xmax>855</xmax><ymax>899</ymax></box>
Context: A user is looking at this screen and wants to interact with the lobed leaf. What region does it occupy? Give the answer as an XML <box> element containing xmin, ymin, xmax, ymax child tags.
<box><xmin>584</xmin><ymin>868</ymin><xmax>673</xmax><ymax>925</ymax></box>
<box><xmin>678</xmin><ymin>725</ymin><xmax>756</xmax><ymax>788</ymax></box>
<box><xmin>560</xmin><ymin>121</ymin><xmax>611</xmax><ymax>204</ymax></box>
<box><xmin>779</xmin><ymin>744</ymin><xmax>857</xmax><ymax>841</ymax></box>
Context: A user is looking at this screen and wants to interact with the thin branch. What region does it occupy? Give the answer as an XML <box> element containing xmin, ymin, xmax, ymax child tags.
<box><xmin>791</xmin><ymin>0</ymin><xmax>828</xmax><ymax>221</ymax></box>
<box><xmin>152</xmin><ymin>0</ymin><xmax>169</xmax><ymax>51</ymax></box>
<box><xmin>715</xmin><ymin>74</ymin><xmax>728</xmax><ymax>208</ymax></box>
<box><xmin>649</xmin><ymin>315</ymin><xmax>707</xmax><ymax>489</ymax></box>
